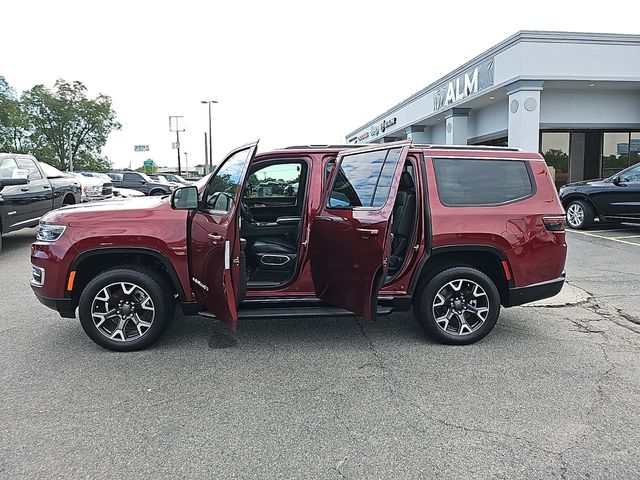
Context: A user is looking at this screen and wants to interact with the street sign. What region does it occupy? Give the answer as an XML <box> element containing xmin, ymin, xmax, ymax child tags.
<box><xmin>134</xmin><ymin>145</ymin><xmax>150</xmax><ymax>152</ymax></box>
<box><xmin>172</xmin><ymin>142</ymin><xmax>180</xmax><ymax>149</ymax></box>
<box><xmin>143</xmin><ymin>160</ymin><xmax>154</xmax><ymax>168</ymax></box>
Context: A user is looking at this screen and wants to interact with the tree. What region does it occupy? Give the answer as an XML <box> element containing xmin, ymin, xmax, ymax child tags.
<box><xmin>542</xmin><ymin>149</ymin><xmax>569</xmax><ymax>173</ymax></box>
<box><xmin>0</xmin><ymin>76</ymin><xmax>29</xmax><ymax>152</ymax></box>
<box><xmin>20</xmin><ymin>79</ymin><xmax>121</xmax><ymax>170</ymax></box>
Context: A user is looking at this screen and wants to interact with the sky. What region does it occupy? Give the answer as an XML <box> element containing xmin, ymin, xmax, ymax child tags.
<box><xmin>2</xmin><ymin>0</ymin><xmax>638</xmax><ymax>171</ymax></box>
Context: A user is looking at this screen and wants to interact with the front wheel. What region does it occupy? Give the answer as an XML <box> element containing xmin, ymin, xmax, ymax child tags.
<box><xmin>78</xmin><ymin>266</ymin><xmax>175</xmax><ymax>351</ymax></box>
<box><xmin>565</xmin><ymin>199</ymin><xmax>594</xmax><ymax>229</ymax></box>
<box><xmin>415</xmin><ymin>267</ymin><xmax>501</xmax><ymax>345</ymax></box>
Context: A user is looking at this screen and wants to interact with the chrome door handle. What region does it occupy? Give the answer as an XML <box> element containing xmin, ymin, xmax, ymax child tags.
<box><xmin>208</xmin><ymin>233</ymin><xmax>224</xmax><ymax>242</ymax></box>
<box><xmin>356</xmin><ymin>228</ymin><xmax>379</xmax><ymax>239</ymax></box>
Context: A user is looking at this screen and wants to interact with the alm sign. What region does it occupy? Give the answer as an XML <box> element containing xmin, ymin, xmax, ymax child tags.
<box><xmin>433</xmin><ymin>58</ymin><xmax>495</xmax><ymax>111</ymax></box>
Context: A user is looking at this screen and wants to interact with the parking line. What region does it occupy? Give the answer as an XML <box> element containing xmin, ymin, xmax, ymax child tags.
<box><xmin>568</xmin><ymin>229</ymin><xmax>640</xmax><ymax>246</ymax></box>
<box><xmin>611</xmin><ymin>235</ymin><xmax>640</xmax><ymax>239</ymax></box>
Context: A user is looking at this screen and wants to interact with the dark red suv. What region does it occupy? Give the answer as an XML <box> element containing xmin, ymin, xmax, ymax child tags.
<box><xmin>30</xmin><ymin>141</ymin><xmax>567</xmax><ymax>351</ymax></box>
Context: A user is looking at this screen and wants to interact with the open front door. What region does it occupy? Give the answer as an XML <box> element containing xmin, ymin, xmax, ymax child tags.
<box><xmin>309</xmin><ymin>141</ymin><xmax>410</xmax><ymax>320</ymax></box>
<box><xmin>188</xmin><ymin>142</ymin><xmax>258</xmax><ymax>331</ymax></box>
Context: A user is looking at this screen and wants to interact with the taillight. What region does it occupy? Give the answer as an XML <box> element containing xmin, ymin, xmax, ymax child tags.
<box><xmin>543</xmin><ymin>216</ymin><xmax>566</xmax><ymax>232</ymax></box>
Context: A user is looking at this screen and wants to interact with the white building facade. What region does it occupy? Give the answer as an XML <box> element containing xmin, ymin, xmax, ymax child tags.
<box><xmin>345</xmin><ymin>31</ymin><xmax>640</xmax><ymax>188</ymax></box>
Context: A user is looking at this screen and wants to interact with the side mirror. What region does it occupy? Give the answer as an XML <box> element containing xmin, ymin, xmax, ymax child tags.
<box><xmin>0</xmin><ymin>177</ymin><xmax>28</xmax><ymax>188</ymax></box>
<box><xmin>171</xmin><ymin>186</ymin><xmax>199</xmax><ymax>210</ymax></box>
<box><xmin>613</xmin><ymin>176</ymin><xmax>627</xmax><ymax>186</ymax></box>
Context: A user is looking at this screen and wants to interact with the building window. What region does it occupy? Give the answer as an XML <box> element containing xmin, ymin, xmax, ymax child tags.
<box><xmin>541</xmin><ymin>132</ymin><xmax>570</xmax><ymax>189</ymax></box>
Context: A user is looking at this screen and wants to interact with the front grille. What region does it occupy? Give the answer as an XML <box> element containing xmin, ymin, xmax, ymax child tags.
<box><xmin>102</xmin><ymin>183</ymin><xmax>113</xmax><ymax>196</ymax></box>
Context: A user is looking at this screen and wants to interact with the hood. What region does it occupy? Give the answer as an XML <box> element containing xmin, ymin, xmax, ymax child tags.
<box><xmin>77</xmin><ymin>176</ymin><xmax>107</xmax><ymax>186</ymax></box>
<box><xmin>560</xmin><ymin>178</ymin><xmax>608</xmax><ymax>188</ymax></box>
<box><xmin>41</xmin><ymin>195</ymin><xmax>170</xmax><ymax>225</ymax></box>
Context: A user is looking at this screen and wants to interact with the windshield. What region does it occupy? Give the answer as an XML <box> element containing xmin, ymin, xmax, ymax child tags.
<box><xmin>39</xmin><ymin>162</ymin><xmax>68</xmax><ymax>178</ymax></box>
<box><xmin>153</xmin><ymin>175</ymin><xmax>170</xmax><ymax>184</ymax></box>
<box><xmin>137</xmin><ymin>172</ymin><xmax>153</xmax><ymax>182</ymax></box>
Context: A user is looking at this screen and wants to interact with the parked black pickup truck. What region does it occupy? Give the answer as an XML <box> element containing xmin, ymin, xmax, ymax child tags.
<box><xmin>108</xmin><ymin>171</ymin><xmax>174</xmax><ymax>196</ymax></box>
<box><xmin>0</xmin><ymin>153</ymin><xmax>81</xmax><ymax>252</ymax></box>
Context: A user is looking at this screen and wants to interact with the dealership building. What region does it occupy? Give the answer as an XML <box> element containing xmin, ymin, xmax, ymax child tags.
<box><xmin>345</xmin><ymin>31</ymin><xmax>640</xmax><ymax>187</ymax></box>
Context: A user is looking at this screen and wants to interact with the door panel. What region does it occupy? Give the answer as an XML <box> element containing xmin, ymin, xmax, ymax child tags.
<box><xmin>603</xmin><ymin>165</ymin><xmax>640</xmax><ymax>219</ymax></box>
<box><xmin>188</xmin><ymin>143</ymin><xmax>258</xmax><ymax>330</ymax></box>
<box><xmin>16</xmin><ymin>158</ymin><xmax>53</xmax><ymax>219</ymax></box>
<box><xmin>309</xmin><ymin>142</ymin><xmax>410</xmax><ymax>320</ymax></box>
<box><xmin>0</xmin><ymin>158</ymin><xmax>34</xmax><ymax>231</ymax></box>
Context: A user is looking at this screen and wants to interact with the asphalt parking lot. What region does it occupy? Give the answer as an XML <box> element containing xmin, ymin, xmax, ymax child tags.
<box><xmin>1</xmin><ymin>225</ymin><xmax>639</xmax><ymax>479</ymax></box>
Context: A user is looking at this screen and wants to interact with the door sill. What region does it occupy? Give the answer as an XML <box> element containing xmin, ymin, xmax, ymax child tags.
<box><xmin>198</xmin><ymin>304</ymin><xmax>394</xmax><ymax>320</ymax></box>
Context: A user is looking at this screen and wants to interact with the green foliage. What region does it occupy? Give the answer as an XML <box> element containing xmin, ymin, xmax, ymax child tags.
<box><xmin>0</xmin><ymin>76</ymin><xmax>120</xmax><ymax>171</ymax></box>
<box><xmin>542</xmin><ymin>148</ymin><xmax>569</xmax><ymax>173</ymax></box>
<box><xmin>136</xmin><ymin>160</ymin><xmax>158</xmax><ymax>174</ymax></box>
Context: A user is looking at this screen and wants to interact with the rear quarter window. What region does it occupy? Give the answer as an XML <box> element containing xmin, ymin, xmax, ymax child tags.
<box><xmin>433</xmin><ymin>158</ymin><xmax>534</xmax><ymax>206</ymax></box>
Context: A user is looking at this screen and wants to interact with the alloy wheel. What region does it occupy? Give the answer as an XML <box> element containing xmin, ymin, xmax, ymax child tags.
<box><xmin>432</xmin><ymin>279</ymin><xmax>490</xmax><ymax>336</ymax></box>
<box><xmin>91</xmin><ymin>282</ymin><xmax>155</xmax><ymax>341</ymax></box>
<box><xmin>566</xmin><ymin>203</ymin><xmax>584</xmax><ymax>228</ymax></box>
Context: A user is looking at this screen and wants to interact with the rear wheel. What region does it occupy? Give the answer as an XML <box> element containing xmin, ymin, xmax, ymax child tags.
<box><xmin>78</xmin><ymin>266</ymin><xmax>175</xmax><ymax>351</ymax></box>
<box><xmin>415</xmin><ymin>266</ymin><xmax>500</xmax><ymax>345</ymax></box>
<box><xmin>150</xmin><ymin>189</ymin><xmax>166</xmax><ymax>196</ymax></box>
<box><xmin>566</xmin><ymin>199</ymin><xmax>594</xmax><ymax>229</ymax></box>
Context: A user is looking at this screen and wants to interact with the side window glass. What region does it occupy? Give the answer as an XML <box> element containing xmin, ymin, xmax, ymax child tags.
<box><xmin>323</xmin><ymin>158</ymin><xmax>336</xmax><ymax>186</ymax></box>
<box><xmin>16</xmin><ymin>158</ymin><xmax>42</xmax><ymax>180</ymax></box>
<box><xmin>433</xmin><ymin>158</ymin><xmax>533</xmax><ymax>205</ymax></box>
<box><xmin>620</xmin><ymin>164</ymin><xmax>640</xmax><ymax>184</ymax></box>
<box><xmin>205</xmin><ymin>148</ymin><xmax>251</xmax><ymax>212</ymax></box>
<box><xmin>327</xmin><ymin>148</ymin><xmax>402</xmax><ymax>209</ymax></box>
<box><xmin>123</xmin><ymin>173</ymin><xmax>138</xmax><ymax>182</ymax></box>
<box><xmin>0</xmin><ymin>158</ymin><xmax>19</xmax><ymax>179</ymax></box>
<box><xmin>245</xmin><ymin>163</ymin><xmax>301</xmax><ymax>198</ymax></box>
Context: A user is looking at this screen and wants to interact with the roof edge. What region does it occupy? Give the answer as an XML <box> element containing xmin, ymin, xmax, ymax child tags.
<box><xmin>345</xmin><ymin>30</ymin><xmax>640</xmax><ymax>138</ymax></box>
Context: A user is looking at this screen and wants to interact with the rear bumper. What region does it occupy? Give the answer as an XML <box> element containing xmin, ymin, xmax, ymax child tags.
<box><xmin>504</xmin><ymin>273</ymin><xmax>566</xmax><ymax>307</ymax></box>
<box><xmin>33</xmin><ymin>291</ymin><xmax>76</xmax><ymax>318</ymax></box>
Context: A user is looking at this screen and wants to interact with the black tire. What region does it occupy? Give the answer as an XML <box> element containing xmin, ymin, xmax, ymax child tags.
<box><xmin>149</xmin><ymin>189</ymin><xmax>166</xmax><ymax>196</ymax></box>
<box><xmin>415</xmin><ymin>266</ymin><xmax>500</xmax><ymax>345</ymax></box>
<box><xmin>565</xmin><ymin>199</ymin><xmax>594</xmax><ymax>230</ymax></box>
<box><xmin>62</xmin><ymin>194</ymin><xmax>75</xmax><ymax>206</ymax></box>
<box><xmin>78</xmin><ymin>266</ymin><xmax>175</xmax><ymax>351</ymax></box>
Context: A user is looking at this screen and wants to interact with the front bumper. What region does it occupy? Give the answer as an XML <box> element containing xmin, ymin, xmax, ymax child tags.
<box><xmin>504</xmin><ymin>273</ymin><xmax>566</xmax><ymax>307</ymax></box>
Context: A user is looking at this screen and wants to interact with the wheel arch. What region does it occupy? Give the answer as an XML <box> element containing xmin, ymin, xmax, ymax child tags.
<box><xmin>62</xmin><ymin>193</ymin><xmax>76</xmax><ymax>205</ymax></box>
<box><xmin>410</xmin><ymin>245</ymin><xmax>512</xmax><ymax>306</ymax></box>
<box><xmin>561</xmin><ymin>194</ymin><xmax>598</xmax><ymax>215</ymax></box>
<box><xmin>68</xmin><ymin>248</ymin><xmax>187</xmax><ymax>306</ymax></box>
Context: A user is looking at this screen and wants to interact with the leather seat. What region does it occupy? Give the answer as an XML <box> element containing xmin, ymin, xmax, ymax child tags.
<box><xmin>389</xmin><ymin>171</ymin><xmax>416</xmax><ymax>271</ymax></box>
<box><xmin>252</xmin><ymin>236</ymin><xmax>297</xmax><ymax>254</ymax></box>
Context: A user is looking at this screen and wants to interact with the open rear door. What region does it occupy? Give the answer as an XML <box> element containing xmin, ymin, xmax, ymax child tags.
<box><xmin>309</xmin><ymin>141</ymin><xmax>410</xmax><ymax>320</ymax></box>
<box><xmin>188</xmin><ymin>142</ymin><xmax>258</xmax><ymax>331</ymax></box>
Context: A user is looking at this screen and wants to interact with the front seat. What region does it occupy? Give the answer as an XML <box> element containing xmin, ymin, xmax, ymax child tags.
<box><xmin>388</xmin><ymin>171</ymin><xmax>416</xmax><ymax>272</ymax></box>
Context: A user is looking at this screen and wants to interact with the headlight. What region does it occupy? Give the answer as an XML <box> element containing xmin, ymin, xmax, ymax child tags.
<box><xmin>36</xmin><ymin>224</ymin><xmax>66</xmax><ymax>242</ymax></box>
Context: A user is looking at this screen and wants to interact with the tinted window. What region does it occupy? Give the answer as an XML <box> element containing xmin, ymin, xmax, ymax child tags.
<box><xmin>245</xmin><ymin>162</ymin><xmax>301</xmax><ymax>198</ymax></box>
<box><xmin>204</xmin><ymin>148</ymin><xmax>251</xmax><ymax>212</ymax></box>
<box><xmin>434</xmin><ymin>158</ymin><xmax>533</xmax><ymax>206</ymax></box>
<box><xmin>16</xmin><ymin>158</ymin><xmax>42</xmax><ymax>180</ymax></box>
<box><xmin>0</xmin><ymin>158</ymin><xmax>19</xmax><ymax>179</ymax></box>
<box><xmin>328</xmin><ymin>148</ymin><xmax>402</xmax><ymax>209</ymax></box>
<box><xmin>619</xmin><ymin>164</ymin><xmax>640</xmax><ymax>184</ymax></box>
<box><xmin>123</xmin><ymin>172</ymin><xmax>140</xmax><ymax>182</ymax></box>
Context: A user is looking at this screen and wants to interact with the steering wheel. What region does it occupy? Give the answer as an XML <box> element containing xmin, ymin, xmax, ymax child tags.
<box><xmin>240</xmin><ymin>201</ymin><xmax>255</xmax><ymax>223</ymax></box>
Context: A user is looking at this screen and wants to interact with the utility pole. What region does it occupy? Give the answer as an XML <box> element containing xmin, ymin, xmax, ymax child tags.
<box><xmin>184</xmin><ymin>152</ymin><xmax>188</xmax><ymax>176</ymax></box>
<box><xmin>201</xmin><ymin>100</ymin><xmax>218</xmax><ymax>174</ymax></box>
<box><xmin>68</xmin><ymin>138</ymin><xmax>74</xmax><ymax>172</ymax></box>
<box><xmin>203</xmin><ymin>131</ymin><xmax>208</xmax><ymax>173</ymax></box>
<box><xmin>169</xmin><ymin>116</ymin><xmax>185</xmax><ymax>175</ymax></box>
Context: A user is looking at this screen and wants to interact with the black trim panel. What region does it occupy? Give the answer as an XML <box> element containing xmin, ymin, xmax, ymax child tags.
<box><xmin>504</xmin><ymin>274</ymin><xmax>565</xmax><ymax>307</ymax></box>
<box><xmin>33</xmin><ymin>293</ymin><xmax>76</xmax><ymax>319</ymax></box>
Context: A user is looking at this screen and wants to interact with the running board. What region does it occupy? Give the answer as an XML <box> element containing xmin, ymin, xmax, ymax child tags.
<box><xmin>197</xmin><ymin>305</ymin><xmax>394</xmax><ymax>320</ymax></box>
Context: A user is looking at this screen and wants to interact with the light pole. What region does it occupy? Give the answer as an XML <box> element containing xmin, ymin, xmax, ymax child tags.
<box><xmin>169</xmin><ymin>116</ymin><xmax>185</xmax><ymax>175</ymax></box>
<box><xmin>201</xmin><ymin>100</ymin><xmax>218</xmax><ymax>173</ymax></box>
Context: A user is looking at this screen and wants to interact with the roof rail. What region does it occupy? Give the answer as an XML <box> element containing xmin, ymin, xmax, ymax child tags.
<box><xmin>414</xmin><ymin>144</ymin><xmax>523</xmax><ymax>152</ymax></box>
<box><xmin>282</xmin><ymin>144</ymin><xmax>364</xmax><ymax>150</ymax></box>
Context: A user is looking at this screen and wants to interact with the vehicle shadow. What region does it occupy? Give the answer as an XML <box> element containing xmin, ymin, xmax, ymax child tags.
<box><xmin>158</xmin><ymin>310</ymin><xmax>429</xmax><ymax>351</ymax></box>
<box><xmin>1</xmin><ymin>228</ymin><xmax>36</xmax><ymax>256</ymax></box>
